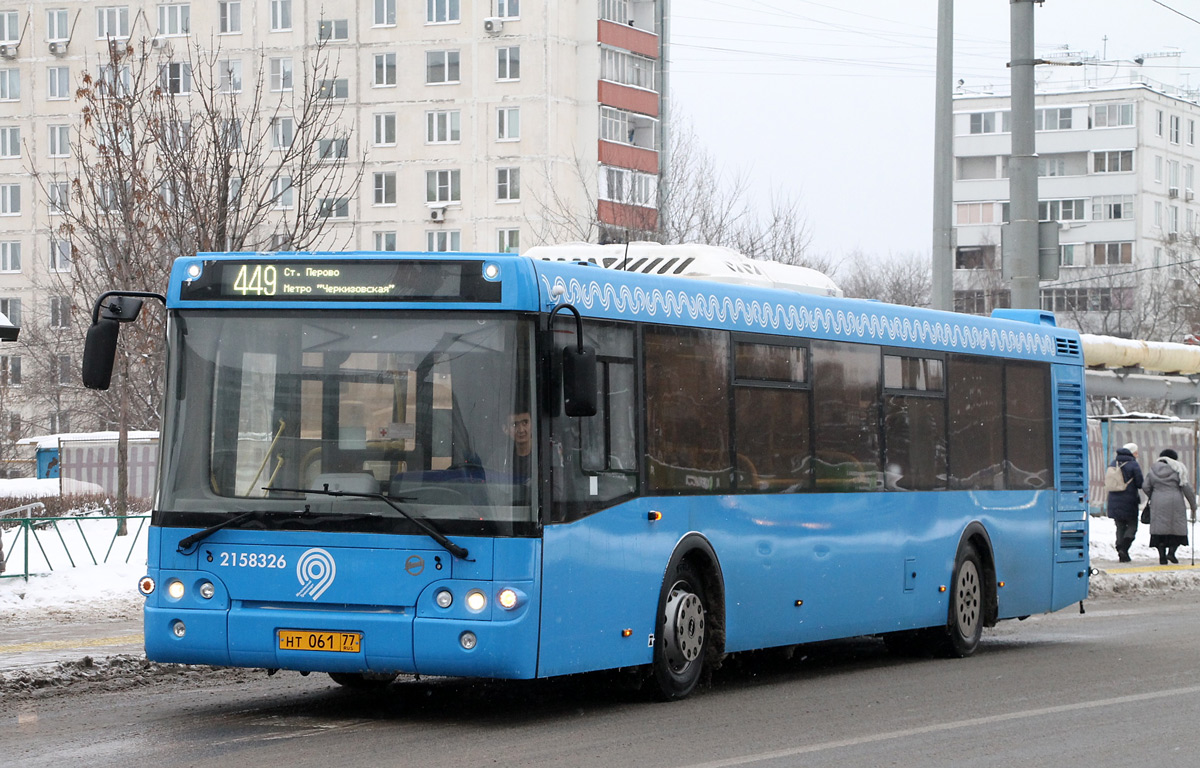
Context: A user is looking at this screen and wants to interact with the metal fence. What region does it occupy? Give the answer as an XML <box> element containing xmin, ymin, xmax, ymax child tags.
<box><xmin>0</xmin><ymin>511</ymin><xmax>151</xmax><ymax>581</ymax></box>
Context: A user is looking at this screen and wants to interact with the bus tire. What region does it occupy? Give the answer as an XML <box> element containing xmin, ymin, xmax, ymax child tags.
<box><xmin>328</xmin><ymin>671</ymin><xmax>397</xmax><ymax>690</ymax></box>
<box><xmin>935</xmin><ymin>544</ymin><xmax>984</xmax><ymax>658</ymax></box>
<box><xmin>651</xmin><ymin>560</ymin><xmax>709</xmax><ymax>701</ymax></box>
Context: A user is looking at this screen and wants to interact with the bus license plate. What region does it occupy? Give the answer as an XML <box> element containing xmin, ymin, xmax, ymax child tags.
<box><xmin>278</xmin><ymin>630</ymin><xmax>362</xmax><ymax>653</ymax></box>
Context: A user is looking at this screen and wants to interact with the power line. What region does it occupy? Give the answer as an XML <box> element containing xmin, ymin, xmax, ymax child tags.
<box><xmin>1149</xmin><ymin>0</ymin><xmax>1200</xmax><ymax>26</ymax></box>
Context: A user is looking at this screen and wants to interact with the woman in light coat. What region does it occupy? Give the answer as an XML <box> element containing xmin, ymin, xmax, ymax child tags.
<box><xmin>1144</xmin><ymin>448</ymin><xmax>1197</xmax><ymax>564</ymax></box>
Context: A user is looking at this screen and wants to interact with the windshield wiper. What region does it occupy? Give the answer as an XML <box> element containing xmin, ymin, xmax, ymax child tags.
<box><xmin>265</xmin><ymin>486</ymin><xmax>471</xmax><ymax>561</ymax></box>
<box><xmin>177</xmin><ymin>507</ymin><xmax>314</xmax><ymax>553</ymax></box>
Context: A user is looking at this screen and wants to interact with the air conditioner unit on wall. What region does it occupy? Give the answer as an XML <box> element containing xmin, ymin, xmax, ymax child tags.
<box><xmin>1187</xmin><ymin>189</ymin><xmax>1195</xmax><ymax>201</ymax></box>
<box><xmin>430</xmin><ymin>207</ymin><xmax>446</xmax><ymax>222</ymax></box>
<box><xmin>484</xmin><ymin>17</ymin><xmax>504</xmax><ymax>34</ymax></box>
<box><xmin>49</xmin><ymin>41</ymin><xmax>68</xmax><ymax>56</ymax></box>
<box><xmin>0</xmin><ymin>44</ymin><xmax>16</xmax><ymax>59</ymax></box>
<box><xmin>1169</xmin><ymin>187</ymin><xmax>1179</xmax><ymax>198</ymax></box>
<box><xmin>151</xmin><ymin>37</ymin><xmax>165</xmax><ymax>49</ymax></box>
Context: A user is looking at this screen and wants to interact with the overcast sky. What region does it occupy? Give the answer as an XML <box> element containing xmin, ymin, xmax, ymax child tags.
<box><xmin>668</xmin><ymin>0</ymin><xmax>1197</xmax><ymax>262</ymax></box>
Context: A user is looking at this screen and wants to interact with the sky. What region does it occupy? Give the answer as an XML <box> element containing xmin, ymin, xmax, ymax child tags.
<box><xmin>668</xmin><ymin>0</ymin><xmax>1199</xmax><ymax>263</ymax></box>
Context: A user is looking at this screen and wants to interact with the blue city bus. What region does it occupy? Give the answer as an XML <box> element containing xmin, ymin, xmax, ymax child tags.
<box><xmin>83</xmin><ymin>250</ymin><xmax>1089</xmax><ymax>699</ymax></box>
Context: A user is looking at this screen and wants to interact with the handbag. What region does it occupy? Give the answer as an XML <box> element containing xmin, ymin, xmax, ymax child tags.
<box><xmin>1140</xmin><ymin>501</ymin><xmax>1151</xmax><ymax>524</ymax></box>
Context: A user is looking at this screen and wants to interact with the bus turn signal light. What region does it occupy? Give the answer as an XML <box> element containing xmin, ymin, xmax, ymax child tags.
<box><xmin>647</xmin><ymin>511</ymin><xmax>662</xmax><ymax>522</ymax></box>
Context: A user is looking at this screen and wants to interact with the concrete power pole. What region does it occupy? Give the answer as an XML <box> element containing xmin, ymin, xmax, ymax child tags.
<box><xmin>1007</xmin><ymin>0</ymin><xmax>1041</xmax><ymax>309</ymax></box>
<box><xmin>931</xmin><ymin>0</ymin><xmax>954</xmax><ymax>311</ymax></box>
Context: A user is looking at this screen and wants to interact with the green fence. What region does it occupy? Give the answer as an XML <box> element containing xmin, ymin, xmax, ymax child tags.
<box><xmin>0</xmin><ymin>512</ymin><xmax>151</xmax><ymax>581</ymax></box>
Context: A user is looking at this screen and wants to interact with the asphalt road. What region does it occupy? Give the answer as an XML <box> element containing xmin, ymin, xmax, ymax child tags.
<box><xmin>6</xmin><ymin>589</ymin><xmax>1200</xmax><ymax>768</ymax></box>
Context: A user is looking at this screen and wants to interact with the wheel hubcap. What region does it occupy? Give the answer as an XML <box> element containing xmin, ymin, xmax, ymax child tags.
<box><xmin>663</xmin><ymin>584</ymin><xmax>705</xmax><ymax>670</ymax></box>
<box><xmin>955</xmin><ymin>560</ymin><xmax>981</xmax><ymax>639</ymax></box>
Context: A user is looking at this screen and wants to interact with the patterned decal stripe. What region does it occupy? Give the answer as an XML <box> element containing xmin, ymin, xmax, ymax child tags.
<box><xmin>542</xmin><ymin>275</ymin><xmax>1058</xmax><ymax>356</ymax></box>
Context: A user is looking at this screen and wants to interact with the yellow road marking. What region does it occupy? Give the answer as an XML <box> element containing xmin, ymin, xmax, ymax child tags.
<box><xmin>1103</xmin><ymin>563</ymin><xmax>1200</xmax><ymax>574</ymax></box>
<box><xmin>0</xmin><ymin>634</ymin><xmax>143</xmax><ymax>655</ymax></box>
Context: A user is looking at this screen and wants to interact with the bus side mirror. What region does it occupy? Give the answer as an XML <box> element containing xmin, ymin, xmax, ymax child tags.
<box><xmin>562</xmin><ymin>345</ymin><xmax>597</xmax><ymax>417</ymax></box>
<box><xmin>82</xmin><ymin>318</ymin><xmax>120</xmax><ymax>390</ymax></box>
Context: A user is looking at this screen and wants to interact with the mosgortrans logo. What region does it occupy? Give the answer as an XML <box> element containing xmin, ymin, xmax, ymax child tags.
<box><xmin>296</xmin><ymin>548</ymin><xmax>337</xmax><ymax>600</ymax></box>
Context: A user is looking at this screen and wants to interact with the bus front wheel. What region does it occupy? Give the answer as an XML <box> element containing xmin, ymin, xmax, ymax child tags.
<box><xmin>936</xmin><ymin>544</ymin><xmax>984</xmax><ymax>658</ymax></box>
<box><xmin>651</xmin><ymin>561</ymin><xmax>708</xmax><ymax>701</ymax></box>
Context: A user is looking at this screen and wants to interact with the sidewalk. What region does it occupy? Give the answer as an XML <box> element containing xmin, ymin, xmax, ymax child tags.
<box><xmin>0</xmin><ymin>612</ymin><xmax>143</xmax><ymax>672</ymax></box>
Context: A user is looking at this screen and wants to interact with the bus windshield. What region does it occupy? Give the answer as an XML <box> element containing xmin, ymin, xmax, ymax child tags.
<box><xmin>158</xmin><ymin>311</ymin><xmax>536</xmax><ymax>536</ymax></box>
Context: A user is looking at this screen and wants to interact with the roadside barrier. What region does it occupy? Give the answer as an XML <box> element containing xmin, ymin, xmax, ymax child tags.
<box><xmin>0</xmin><ymin>509</ymin><xmax>150</xmax><ymax>581</ymax></box>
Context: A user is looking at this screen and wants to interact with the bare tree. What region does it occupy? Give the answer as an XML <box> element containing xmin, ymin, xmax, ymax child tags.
<box><xmin>14</xmin><ymin>30</ymin><xmax>361</xmax><ymax>509</ymax></box>
<box><xmin>838</xmin><ymin>250</ymin><xmax>933</xmax><ymax>307</ymax></box>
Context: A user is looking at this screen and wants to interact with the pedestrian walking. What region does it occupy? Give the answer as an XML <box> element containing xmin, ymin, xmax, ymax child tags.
<box><xmin>1105</xmin><ymin>442</ymin><xmax>1143</xmax><ymax>562</ymax></box>
<box><xmin>1143</xmin><ymin>448</ymin><xmax>1197</xmax><ymax>565</ymax></box>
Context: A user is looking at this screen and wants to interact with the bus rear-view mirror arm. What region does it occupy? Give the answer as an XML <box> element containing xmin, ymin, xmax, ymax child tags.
<box><xmin>81</xmin><ymin>290</ymin><xmax>167</xmax><ymax>391</ymax></box>
<box><xmin>549</xmin><ymin>303</ymin><xmax>598</xmax><ymax>418</ymax></box>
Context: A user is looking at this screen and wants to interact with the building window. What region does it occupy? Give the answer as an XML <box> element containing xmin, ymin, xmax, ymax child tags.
<box><xmin>497</xmin><ymin>107</ymin><xmax>520</xmax><ymax>141</ymax></box>
<box><xmin>0</xmin><ymin>355</ymin><xmax>21</xmax><ymax>387</ymax></box>
<box><xmin>1041</xmin><ymin>287</ymin><xmax>1131</xmax><ymax>313</ymax></box>
<box><xmin>1034</xmin><ymin>107</ymin><xmax>1072</xmax><ymax>131</ymax></box>
<box><xmin>373</xmin><ymin>172</ymin><xmax>396</xmax><ymax>205</ymax></box>
<box><xmin>271</xmin><ymin>176</ymin><xmax>293</xmax><ymax>209</ymax></box>
<box><xmin>374</xmin><ymin>0</ymin><xmax>396</xmax><ymax>26</ymax></box>
<box><xmin>219</xmin><ymin>1</ymin><xmax>241</xmax><ymax>33</ymax></box>
<box><xmin>1170</xmin><ymin>114</ymin><xmax>1182</xmax><ymax>144</ymax></box>
<box><xmin>426</xmin><ymin>110</ymin><xmax>461</xmax><ymax>143</ymax></box>
<box><xmin>374</xmin><ymin>53</ymin><xmax>397</xmax><ymax>86</ymax></box>
<box><xmin>497</xmin><ymin>46</ymin><xmax>520</xmax><ymax>81</ymax></box>
<box><xmin>96</xmin><ymin>6</ymin><xmax>130</xmax><ymax>38</ymax></box>
<box><xmin>0</xmin><ymin>69</ymin><xmax>17</xmax><ymax>101</ymax></box>
<box><xmin>318</xmin><ymin>78</ymin><xmax>349</xmax><ymax>100</ymax></box>
<box><xmin>0</xmin><ymin>12</ymin><xmax>15</xmax><ymax>43</ymax></box>
<box><xmin>50</xmin><ymin>239</ymin><xmax>71</xmax><ymax>271</ymax></box>
<box><xmin>157</xmin><ymin>4</ymin><xmax>190</xmax><ymax>36</ymax></box>
<box><xmin>1190</xmin><ymin>120</ymin><xmax>1196</xmax><ymax>146</ymax></box>
<box><xmin>49</xmin><ymin>295</ymin><xmax>71</xmax><ymax>328</ymax></box>
<box><xmin>271</xmin><ymin>117</ymin><xmax>294</xmax><ymax>149</ymax></box>
<box><xmin>600</xmin><ymin>106</ymin><xmax>659</xmax><ymax>147</ymax></box>
<box><xmin>497</xmin><ymin>167</ymin><xmax>520</xmax><ymax>201</ymax></box>
<box><xmin>427</xmin><ymin>230</ymin><xmax>461</xmax><ymax>252</ymax></box>
<box><xmin>374</xmin><ymin>113</ymin><xmax>396</xmax><ymax>146</ymax></box>
<box><xmin>0</xmin><ymin>184</ymin><xmax>19</xmax><ymax>216</ymax></box>
<box><xmin>269</xmin><ymin>59</ymin><xmax>293</xmax><ymax>92</ymax></box>
<box><xmin>271</xmin><ymin>0</ymin><xmax>292</xmax><ymax>31</ymax></box>
<box><xmin>374</xmin><ymin>231</ymin><xmax>397</xmax><ymax>251</ymax></box>
<box><xmin>1093</xmin><ymin>150</ymin><xmax>1132</xmax><ymax>173</ymax></box>
<box><xmin>48</xmin><ymin>182</ymin><xmax>68</xmax><ymax>214</ymax></box>
<box><xmin>317</xmin><ymin>138</ymin><xmax>349</xmax><ymax>160</ymax></box>
<box><xmin>318</xmin><ymin>197</ymin><xmax>350</xmax><ymax>219</ymax></box>
<box><xmin>48</xmin><ymin>67</ymin><xmax>68</xmax><ymax>99</ymax></box>
<box><xmin>426</xmin><ymin>51</ymin><xmax>460</xmax><ymax>84</ymax></box>
<box><xmin>55</xmin><ymin>355</ymin><xmax>71</xmax><ymax>385</ymax></box>
<box><xmin>1059</xmin><ymin>243</ymin><xmax>1082</xmax><ymax>267</ymax></box>
<box><xmin>0</xmin><ymin>126</ymin><xmax>19</xmax><ymax>159</ymax></box>
<box><xmin>160</xmin><ymin>62</ymin><xmax>191</xmax><ymax>95</ymax></box>
<box><xmin>318</xmin><ymin>18</ymin><xmax>348</xmax><ymax>41</ymax></box>
<box><xmin>498</xmin><ymin>228</ymin><xmax>519</xmax><ymax>253</ymax></box>
<box><xmin>600</xmin><ymin>166</ymin><xmax>656</xmax><ymax>207</ymax></box>
<box><xmin>969</xmin><ymin>112</ymin><xmax>999</xmax><ymax>134</ymax></box>
<box><xmin>47</xmin><ymin>9</ymin><xmax>70</xmax><ymax>41</ymax></box>
<box><xmin>953</xmin><ymin>289</ymin><xmax>1009</xmax><ymax>315</ymax></box>
<box><xmin>1092</xmin><ymin>195</ymin><xmax>1134</xmax><ymax>221</ymax></box>
<box><xmin>1156</xmin><ymin>109</ymin><xmax>1164</xmax><ymax>137</ymax></box>
<box><xmin>954</xmin><ymin>245</ymin><xmax>995</xmax><ymax>270</ymax></box>
<box><xmin>0</xmin><ymin>297</ymin><xmax>19</xmax><ymax>325</ymax></box>
<box><xmin>1039</xmin><ymin>199</ymin><xmax>1086</xmax><ymax>222</ymax></box>
<box><xmin>601</xmin><ymin>47</ymin><xmax>656</xmax><ymax>90</ymax></box>
<box><xmin>1092</xmin><ymin>242</ymin><xmax>1132</xmax><ymax>266</ymax></box>
<box><xmin>49</xmin><ymin>412</ymin><xmax>69</xmax><ymax>434</ymax></box>
<box><xmin>218</xmin><ymin>59</ymin><xmax>242</xmax><ymax>93</ymax></box>
<box><xmin>427</xmin><ymin>0</ymin><xmax>460</xmax><ymax>24</ymax></box>
<box><xmin>495</xmin><ymin>0</ymin><xmax>520</xmax><ymax>17</ymax></box>
<box><xmin>955</xmin><ymin>202</ymin><xmax>995</xmax><ymax>225</ymax></box>
<box><xmin>426</xmin><ymin>169</ymin><xmax>461</xmax><ymax>204</ymax></box>
<box><xmin>0</xmin><ymin>243</ymin><xmax>19</xmax><ymax>273</ymax></box>
<box><xmin>1093</xmin><ymin>102</ymin><xmax>1133</xmax><ymax>128</ymax></box>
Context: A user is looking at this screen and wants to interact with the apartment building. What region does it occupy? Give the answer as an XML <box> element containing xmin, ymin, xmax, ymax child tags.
<box><xmin>0</xmin><ymin>0</ymin><xmax>667</xmax><ymax>441</ymax></box>
<box><xmin>952</xmin><ymin>62</ymin><xmax>1200</xmax><ymax>337</ymax></box>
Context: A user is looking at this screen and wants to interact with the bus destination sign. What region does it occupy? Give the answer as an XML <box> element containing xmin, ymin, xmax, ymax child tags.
<box><xmin>178</xmin><ymin>259</ymin><xmax>501</xmax><ymax>303</ymax></box>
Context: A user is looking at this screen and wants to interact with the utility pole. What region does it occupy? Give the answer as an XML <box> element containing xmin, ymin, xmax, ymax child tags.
<box><xmin>931</xmin><ymin>0</ymin><xmax>954</xmax><ymax>311</ymax></box>
<box><xmin>1007</xmin><ymin>0</ymin><xmax>1041</xmax><ymax>309</ymax></box>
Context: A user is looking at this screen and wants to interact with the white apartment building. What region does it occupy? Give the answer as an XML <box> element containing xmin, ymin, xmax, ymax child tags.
<box><xmin>0</xmin><ymin>0</ymin><xmax>666</xmax><ymax>440</ymax></box>
<box><xmin>952</xmin><ymin>62</ymin><xmax>1200</xmax><ymax>337</ymax></box>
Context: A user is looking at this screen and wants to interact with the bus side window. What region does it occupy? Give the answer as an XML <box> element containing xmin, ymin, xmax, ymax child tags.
<box><xmin>550</xmin><ymin>321</ymin><xmax>636</xmax><ymax>522</ymax></box>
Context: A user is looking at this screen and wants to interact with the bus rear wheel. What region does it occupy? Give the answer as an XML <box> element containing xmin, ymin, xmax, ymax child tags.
<box><xmin>328</xmin><ymin>671</ymin><xmax>397</xmax><ymax>690</ymax></box>
<box><xmin>651</xmin><ymin>561</ymin><xmax>708</xmax><ymax>701</ymax></box>
<box><xmin>935</xmin><ymin>544</ymin><xmax>984</xmax><ymax>658</ymax></box>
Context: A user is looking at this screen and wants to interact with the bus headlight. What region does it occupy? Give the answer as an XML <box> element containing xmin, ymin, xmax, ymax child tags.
<box><xmin>435</xmin><ymin>589</ymin><xmax>453</xmax><ymax>608</ymax></box>
<box><xmin>465</xmin><ymin>590</ymin><xmax>487</xmax><ymax>612</ymax></box>
<box><xmin>497</xmin><ymin>588</ymin><xmax>520</xmax><ymax>610</ymax></box>
<box><xmin>167</xmin><ymin>580</ymin><xmax>185</xmax><ymax>600</ymax></box>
